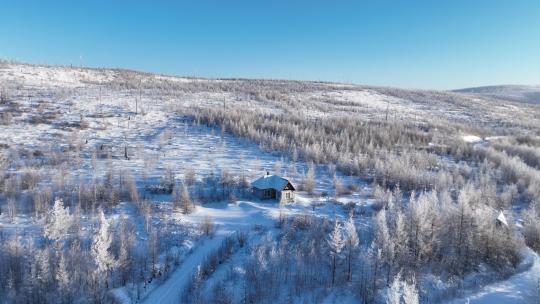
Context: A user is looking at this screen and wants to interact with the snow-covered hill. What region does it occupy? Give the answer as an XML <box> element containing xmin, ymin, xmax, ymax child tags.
<box><xmin>1</xmin><ymin>61</ymin><xmax>540</xmax><ymax>304</ymax></box>
<box><xmin>454</xmin><ymin>85</ymin><xmax>540</xmax><ymax>104</ymax></box>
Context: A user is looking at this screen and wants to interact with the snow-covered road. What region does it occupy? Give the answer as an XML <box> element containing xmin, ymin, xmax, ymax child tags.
<box><xmin>141</xmin><ymin>201</ymin><xmax>276</xmax><ymax>304</ymax></box>
<box><xmin>141</xmin><ymin>234</ymin><xmax>227</xmax><ymax>304</ymax></box>
<box><xmin>447</xmin><ymin>249</ymin><xmax>540</xmax><ymax>303</ymax></box>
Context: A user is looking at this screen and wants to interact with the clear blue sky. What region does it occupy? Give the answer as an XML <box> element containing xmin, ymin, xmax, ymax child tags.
<box><xmin>1</xmin><ymin>0</ymin><xmax>539</xmax><ymax>89</ymax></box>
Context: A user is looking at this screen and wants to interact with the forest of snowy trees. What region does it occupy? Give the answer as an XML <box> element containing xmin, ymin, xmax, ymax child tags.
<box><xmin>0</xmin><ymin>61</ymin><xmax>540</xmax><ymax>303</ymax></box>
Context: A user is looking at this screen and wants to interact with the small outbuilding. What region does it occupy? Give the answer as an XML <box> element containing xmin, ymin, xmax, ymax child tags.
<box><xmin>496</xmin><ymin>211</ymin><xmax>509</xmax><ymax>227</ymax></box>
<box><xmin>251</xmin><ymin>172</ymin><xmax>295</xmax><ymax>203</ymax></box>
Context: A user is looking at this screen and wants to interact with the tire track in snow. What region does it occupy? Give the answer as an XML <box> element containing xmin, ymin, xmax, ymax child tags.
<box><xmin>142</xmin><ymin>234</ymin><xmax>227</xmax><ymax>304</ymax></box>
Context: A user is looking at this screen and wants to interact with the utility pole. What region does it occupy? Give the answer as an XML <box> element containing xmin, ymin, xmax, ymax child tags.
<box><xmin>385</xmin><ymin>99</ymin><xmax>390</xmax><ymax>122</ymax></box>
<box><xmin>99</xmin><ymin>86</ymin><xmax>104</xmax><ymax>126</ymax></box>
<box><xmin>124</xmin><ymin>134</ymin><xmax>129</xmax><ymax>160</ymax></box>
<box><xmin>124</xmin><ymin>116</ymin><xmax>130</xmax><ymax>160</ymax></box>
<box><xmin>136</xmin><ymin>78</ymin><xmax>142</xmax><ymax>115</ymax></box>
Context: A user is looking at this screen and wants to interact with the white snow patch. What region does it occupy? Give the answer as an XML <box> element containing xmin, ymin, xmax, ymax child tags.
<box><xmin>446</xmin><ymin>249</ymin><xmax>540</xmax><ymax>303</ymax></box>
<box><xmin>462</xmin><ymin>135</ymin><xmax>484</xmax><ymax>143</ymax></box>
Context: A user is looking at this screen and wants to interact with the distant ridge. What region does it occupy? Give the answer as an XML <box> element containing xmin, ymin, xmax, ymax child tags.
<box><xmin>453</xmin><ymin>85</ymin><xmax>540</xmax><ymax>104</ymax></box>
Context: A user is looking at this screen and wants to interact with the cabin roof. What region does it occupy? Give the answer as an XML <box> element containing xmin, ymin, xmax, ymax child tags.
<box><xmin>251</xmin><ymin>175</ymin><xmax>294</xmax><ymax>191</ymax></box>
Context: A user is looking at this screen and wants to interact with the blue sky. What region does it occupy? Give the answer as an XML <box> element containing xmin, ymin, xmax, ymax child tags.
<box><xmin>1</xmin><ymin>0</ymin><xmax>539</xmax><ymax>89</ymax></box>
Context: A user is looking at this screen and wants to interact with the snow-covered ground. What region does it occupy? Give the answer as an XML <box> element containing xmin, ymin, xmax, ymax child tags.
<box><xmin>142</xmin><ymin>201</ymin><xmax>275</xmax><ymax>304</ymax></box>
<box><xmin>142</xmin><ymin>233</ymin><xmax>227</xmax><ymax>304</ymax></box>
<box><xmin>1</xmin><ymin>62</ymin><xmax>376</xmax><ymax>302</ymax></box>
<box><xmin>136</xmin><ymin>196</ymin><xmax>373</xmax><ymax>303</ymax></box>
<box><xmin>446</xmin><ymin>249</ymin><xmax>540</xmax><ymax>303</ymax></box>
<box><xmin>2</xmin><ymin>62</ymin><xmax>540</xmax><ymax>303</ymax></box>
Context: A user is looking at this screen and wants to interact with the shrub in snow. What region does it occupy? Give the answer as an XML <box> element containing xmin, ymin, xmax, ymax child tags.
<box><xmin>523</xmin><ymin>205</ymin><xmax>540</xmax><ymax>253</ymax></box>
<box><xmin>201</xmin><ymin>215</ymin><xmax>215</xmax><ymax>237</ymax></box>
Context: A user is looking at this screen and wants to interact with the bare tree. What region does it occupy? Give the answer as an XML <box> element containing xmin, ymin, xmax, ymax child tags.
<box><xmin>305</xmin><ymin>164</ymin><xmax>316</xmax><ymax>195</ymax></box>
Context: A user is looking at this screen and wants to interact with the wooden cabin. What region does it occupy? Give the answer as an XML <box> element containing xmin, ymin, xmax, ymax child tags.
<box><xmin>251</xmin><ymin>172</ymin><xmax>295</xmax><ymax>203</ymax></box>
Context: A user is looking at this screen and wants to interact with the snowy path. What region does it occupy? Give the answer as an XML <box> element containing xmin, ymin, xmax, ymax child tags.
<box><xmin>447</xmin><ymin>249</ymin><xmax>540</xmax><ymax>303</ymax></box>
<box><xmin>141</xmin><ymin>234</ymin><xmax>227</xmax><ymax>304</ymax></box>
<box><xmin>141</xmin><ymin>201</ymin><xmax>276</xmax><ymax>304</ymax></box>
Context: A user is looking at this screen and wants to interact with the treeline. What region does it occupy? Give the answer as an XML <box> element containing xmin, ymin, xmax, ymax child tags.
<box><xmin>183</xmin><ymin>105</ymin><xmax>439</xmax><ymax>191</ymax></box>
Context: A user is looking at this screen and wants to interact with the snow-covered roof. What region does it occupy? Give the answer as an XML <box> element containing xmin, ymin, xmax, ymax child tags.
<box><xmin>496</xmin><ymin>211</ymin><xmax>508</xmax><ymax>227</ymax></box>
<box><xmin>251</xmin><ymin>174</ymin><xmax>293</xmax><ymax>191</ymax></box>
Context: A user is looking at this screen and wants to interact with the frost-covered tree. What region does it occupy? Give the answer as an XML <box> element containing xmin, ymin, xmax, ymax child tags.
<box><xmin>92</xmin><ymin>209</ymin><xmax>117</xmax><ymax>288</ymax></box>
<box><xmin>402</xmin><ymin>277</ymin><xmax>419</xmax><ymax>304</ymax></box>
<box><xmin>118</xmin><ymin>216</ymin><xmax>135</xmax><ymax>285</ymax></box>
<box><xmin>409</xmin><ymin>191</ymin><xmax>439</xmax><ymax>266</ymax></box>
<box><xmin>386</xmin><ymin>272</ymin><xmax>419</xmax><ymax>304</ymax></box>
<box><xmin>274</xmin><ymin>160</ymin><xmax>282</xmax><ymax>176</ymax></box>
<box><xmin>333</xmin><ymin>174</ymin><xmax>345</xmax><ymax>197</ymax></box>
<box><xmin>375</xmin><ymin>208</ymin><xmax>395</xmax><ymax>283</ymax></box>
<box><xmin>56</xmin><ymin>253</ymin><xmax>70</xmax><ymax>300</ymax></box>
<box><xmin>327</xmin><ymin>220</ymin><xmax>344</xmax><ymax>285</ymax></box>
<box><xmin>202</xmin><ymin>215</ymin><xmax>215</xmax><ymax>237</ymax></box>
<box><xmin>387</xmin><ymin>273</ymin><xmax>402</xmax><ymax>304</ymax></box>
<box><xmin>305</xmin><ymin>163</ymin><xmax>316</xmax><ymax>195</ymax></box>
<box><xmin>344</xmin><ymin>215</ymin><xmax>359</xmax><ymax>281</ymax></box>
<box><xmin>523</xmin><ymin>205</ymin><xmax>540</xmax><ymax>252</ymax></box>
<box><xmin>7</xmin><ymin>198</ymin><xmax>16</xmax><ymax>223</ymax></box>
<box><xmin>36</xmin><ymin>247</ymin><xmax>52</xmax><ymax>291</ymax></box>
<box><xmin>180</xmin><ymin>184</ymin><xmax>193</xmax><ymax>214</ymax></box>
<box><xmin>184</xmin><ymin>166</ymin><xmax>196</xmax><ymax>186</ymax></box>
<box><xmin>44</xmin><ymin>198</ymin><xmax>73</xmax><ymax>248</ymax></box>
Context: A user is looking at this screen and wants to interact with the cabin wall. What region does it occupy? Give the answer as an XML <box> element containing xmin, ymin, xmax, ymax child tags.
<box><xmin>279</xmin><ymin>190</ymin><xmax>295</xmax><ymax>203</ymax></box>
<box><xmin>252</xmin><ymin>187</ymin><xmax>295</xmax><ymax>203</ymax></box>
<box><xmin>252</xmin><ymin>188</ymin><xmax>276</xmax><ymax>200</ymax></box>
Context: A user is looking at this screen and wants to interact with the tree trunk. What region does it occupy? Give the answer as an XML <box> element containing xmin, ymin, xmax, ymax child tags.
<box><xmin>332</xmin><ymin>254</ymin><xmax>336</xmax><ymax>285</ymax></box>
<box><xmin>348</xmin><ymin>247</ymin><xmax>352</xmax><ymax>281</ymax></box>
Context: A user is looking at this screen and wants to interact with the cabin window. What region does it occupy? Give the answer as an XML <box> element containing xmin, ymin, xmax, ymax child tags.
<box><xmin>264</xmin><ymin>189</ymin><xmax>272</xmax><ymax>197</ymax></box>
<box><xmin>286</xmin><ymin>192</ymin><xmax>291</xmax><ymax>199</ymax></box>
